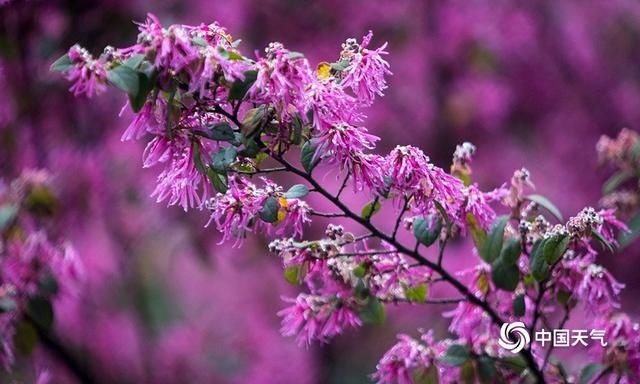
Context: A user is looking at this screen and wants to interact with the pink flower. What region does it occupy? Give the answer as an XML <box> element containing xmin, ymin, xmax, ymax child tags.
<box><xmin>147</xmin><ymin>136</ymin><xmax>213</xmax><ymax>211</ymax></box>
<box><xmin>307</xmin><ymin>79</ymin><xmax>363</xmax><ymax>132</ymax></box>
<box><xmin>273</xmin><ymin>198</ymin><xmax>311</xmax><ymax>239</ymax></box>
<box><xmin>590</xmin><ymin>313</ymin><xmax>640</xmax><ymax>382</ymax></box>
<box><xmin>65</xmin><ymin>44</ymin><xmax>107</xmax><ymax>97</ymax></box>
<box><xmin>340</xmin><ymin>31</ymin><xmax>392</xmax><ymax>106</ymax></box>
<box><xmin>462</xmin><ymin>184</ymin><xmax>496</xmax><ymax>230</ymax></box>
<box><xmin>372</xmin><ymin>332</ymin><xmax>440</xmax><ymax>384</ymax></box>
<box><xmin>349</xmin><ymin>153</ymin><xmax>385</xmax><ymax>192</ymax></box>
<box><xmin>120</xmin><ymin>102</ymin><xmax>162</xmax><ymax>142</ymax></box>
<box><xmin>444</xmin><ymin>301</ymin><xmax>494</xmax><ymax>348</ymax></box>
<box><xmin>578</xmin><ymin>264</ymin><xmax>624</xmax><ymax>314</ymax></box>
<box><xmin>598</xmin><ymin>208</ymin><xmax>629</xmax><ymax>245</ymax></box>
<box><xmin>315</xmin><ymin>123</ymin><xmax>379</xmax><ymax>161</ymax></box>
<box><xmin>205</xmin><ymin>177</ymin><xmax>264</xmax><ymax>246</ymax></box>
<box><xmin>385</xmin><ymin>146</ymin><xmax>464</xmax><ymax>220</ymax></box>
<box><xmin>278</xmin><ymin>293</ymin><xmax>362</xmax><ymax>346</ymax></box>
<box><xmin>250</xmin><ymin>42</ymin><xmax>314</xmax><ymax>121</ymax></box>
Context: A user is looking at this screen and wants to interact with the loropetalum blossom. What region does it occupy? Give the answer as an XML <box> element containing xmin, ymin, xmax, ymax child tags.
<box><xmin>55</xmin><ymin>15</ymin><xmax>640</xmax><ymax>383</ymax></box>
<box><xmin>0</xmin><ymin>170</ymin><xmax>82</xmax><ymax>375</ymax></box>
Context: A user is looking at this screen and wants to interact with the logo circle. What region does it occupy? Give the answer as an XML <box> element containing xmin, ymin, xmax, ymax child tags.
<box><xmin>498</xmin><ymin>322</ymin><xmax>530</xmax><ymax>353</ymax></box>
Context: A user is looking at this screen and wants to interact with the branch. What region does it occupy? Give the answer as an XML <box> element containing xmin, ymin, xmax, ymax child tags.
<box><xmin>271</xmin><ymin>154</ymin><xmax>546</xmax><ymax>383</ymax></box>
<box><xmin>541</xmin><ymin>307</ymin><xmax>570</xmax><ymax>371</ymax></box>
<box><xmin>311</xmin><ymin>211</ymin><xmax>347</xmax><ymax>218</ymax></box>
<box><xmin>392</xmin><ymin>196</ymin><xmax>410</xmax><ymax>240</ymax></box>
<box><xmin>337</xmin><ymin>250</ymin><xmax>398</xmax><ymax>257</ymax></box>
<box><xmin>27</xmin><ymin>316</ymin><xmax>96</xmax><ymax>384</ymax></box>
<box><xmin>336</xmin><ymin>171</ymin><xmax>350</xmax><ymax>199</ymax></box>
<box><xmin>383</xmin><ymin>297</ymin><xmax>464</xmax><ymax>305</ymax></box>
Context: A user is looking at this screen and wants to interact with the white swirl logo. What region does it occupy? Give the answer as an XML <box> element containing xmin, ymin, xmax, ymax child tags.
<box><xmin>499</xmin><ymin>322</ymin><xmax>530</xmax><ymax>353</ymax></box>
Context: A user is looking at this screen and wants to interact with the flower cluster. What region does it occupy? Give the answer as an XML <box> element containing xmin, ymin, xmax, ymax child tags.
<box><xmin>0</xmin><ymin>170</ymin><xmax>82</xmax><ymax>373</ymax></box>
<box><xmin>55</xmin><ymin>15</ymin><xmax>639</xmax><ymax>384</ymax></box>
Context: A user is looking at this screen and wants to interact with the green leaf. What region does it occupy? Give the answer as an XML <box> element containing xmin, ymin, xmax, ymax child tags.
<box><xmin>530</xmin><ymin>239</ymin><xmax>550</xmax><ymax>281</ymax></box>
<box><xmin>404</xmin><ymin>284</ymin><xmax>427</xmax><ymax>303</ymax></box>
<box><xmin>241</xmin><ymin>137</ymin><xmax>262</xmax><ymax>158</ymax></box>
<box><xmin>479</xmin><ymin>215</ymin><xmax>508</xmax><ymax>263</ymax></box>
<box><xmin>192</xmin><ymin>36</ymin><xmax>208</xmax><ymax>47</ymax></box>
<box><xmin>13</xmin><ymin>321</ymin><xmax>38</xmax><ymax>356</ymax></box>
<box><xmin>467</xmin><ymin>213</ymin><xmax>487</xmax><ymax>252</ymax></box>
<box><xmin>211</xmin><ymin>147</ymin><xmax>237</xmax><ymax>173</ymax></box>
<box><xmin>241</xmin><ymin>105</ymin><xmax>267</xmax><ymax>135</ymax></box>
<box><xmin>413</xmin><ymin>365</ymin><xmax>440</xmax><ymax>384</ymax></box>
<box><xmin>107</xmin><ymin>65</ymin><xmax>140</xmax><ymax>95</ymax></box>
<box><xmin>543</xmin><ymin>234</ymin><xmax>570</xmax><ymax>264</ymax></box>
<box><xmin>283</xmin><ymin>265</ymin><xmax>301</xmax><ymax>285</ymax></box>
<box><xmin>525</xmin><ymin>194</ymin><xmax>563</xmax><ymax>222</ymax></box>
<box><xmin>192</xmin><ymin>142</ymin><xmax>206</xmax><ymax>173</ymax></box>
<box><xmin>578</xmin><ymin>363</ymin><xmax>604</xmax><ymax>384</ymax></box>
<box><xmin>360</xmin><ymin>297</ymin><xmax>385</xmax><ymax>325</ymax></box>
<box><xmin>218</xmin><ymin>48</ymin><xmax>244</xmax><ymax>61</ymax></box>
<box><xmin>0</xmin><ymin>297</ymin><xmax>16</xmax><ymax>313</ymax></box>
<box><xmin>38</xmin><ymin>273</ymin><xmax>59</xmax><ymax>297</ymax></box>
<box><xmin>413</xmin><ymin>216</ymin><xmax>441</xmax><ymax>247</ymax></box>
<box><xmin>27</xmin><ymin>297</ymin><xmax>54</xmax><ymax>330</ymax></box>
<box><xmin>512</xmin><ymin>294</ymin><xmax>526</xmax><ymax>317</ymax></box>
<box><xmin>460</xmin><ymin>360</ymin><xmax>475</xmax><ymax>384</ymax></box>
<box><xmin>289</xmin><ymin>114</ymin><xmax>304</xmax><ymax>145</ymax></box>
<box><xmin>0</xmin><ymin>204</ymin><xmax>18</xmax><ymax>232</ymax></box>
<box><xmin>441</xmin><ymin>344</ymin><xmax>471</xmax><ymax>366</ymax></box>
<box><xmin>433</xmin><ymin>201</ymin><xmax>452</xmax><ymax>227</ymax></box>
<box><xmin>286</xmin><ymin>52</ymin><xmax>305</xmax><ymax>60</ymax></box>
<box><xmin>300</xmin><ymin>140</ymin><xmax>321</xmax><ymax>174</ymax></box>
<box><xmin>202</xmin><ymin>122</ymin><xmax>236</xmax><ymax>142</ymax></box>
<box><xmin>498</xmin><ymin>355</ymin><xmax>528</xmax><ymax>374</ymax></box>
<box><xmin>592</xmin><ymin>229</ymin><xmax>614</xmax><ymax>253</ymax></box>
<box><xmin>284</xmin><ymin>184</ymin><xmax>309</xmax><ymax>199</ymax></box>
<box><xmin>361</xmin><ymin>199</ymin><xmax>381</xmax><ymax>219</ymax></box>
<box><xmin>477</xmin><ymin>356</ymin><xmax>497</xmax><ymax>384</ymax></box>
<box><xmin>207</xmin><ymin>168</ymin><xmax>228</xmax><ymax>193</ymax></box>
<box><xmin>491</xmin><ymin>258</ymin><xmax>520</xmax><ymax>291</ymax></box>
<box><xmin>259</xmin><ymin>196</ymin><xmax>279</xmax><ymax>223</ymax></box>
<box><xmin>228</xmin><ymin>70</ymin><xmax>257</xmax><ymax>101</ymax></box>
<box><xmin>603</xmin><ymin>170</ymin><xmax>633</xmax><ymax>195</ymax></box>
<box><xmin>123</xmin><ymin>54</ymin><xmax>145</xmax><ymax>69</ymax></box>
<box><xmin>500</xmin><ymin>237</ymin><xmax>522</xmax><ymax>265</ymax></box>
<box><xmin>50</xmin><ymin>53</ymin><xmax>73</xmax><ymax>72</ymax></box>
<box><xmin>330</xmin><ymin>59</ymin><xmax>351</xmax><ymax>71</ymax></box>
<box><xmin>128</xmin><ymin>71</ymin><xmax>153</xmax><ymax>113</ymax></box>
<box><xmin>619</xmin><ymin>211</ymin><xmax>640</xmax><ymax>248</ymax></box>
<box><xmin>353</xmin><ymin>263</ymin><xmax>367</xmax><ymax>278</ymax></box>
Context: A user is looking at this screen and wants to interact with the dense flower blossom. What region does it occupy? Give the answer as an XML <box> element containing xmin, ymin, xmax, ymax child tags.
<box><xmin>385</xmin><ymin>145</ymin><xmax>465</xmax><ymax>219</ymax></box>
<box><xmin>597</xmin><ymin>128</ymin><xmax>640</xmax><ymax>169</ymax></box>
<box><xmin>0</xmin><ymin>171</ymin><xmax>82</xmax><ymax>371</ymax></box>
<box><xmin>315</xmin><ymin>123</ymin><xmax>379</xmax><ymax>163</ymax></box>
<box><xmin>54</xmin><ymin>14</ymin><xmax>640</xmax><ymax>384</ymax></box>
<box><xmin>251</xmin><ymin>42</ymin><xmax>314</xmax><ymax>122</ymax></box>
<box><xmin>340</xmin><ymin>31</ymin><xmax>392</xmax><ymax>105</ymax></box>
<box><xmin>591</xmin><ymin>313</ymin><xmax>640</xmax><ymax>383</ymax></box>
<box><xmin>278</xmin><ymin>293</ymin><xmax>362</xmax><ymax>346</ymax></box>
<box><xmin>372</xmin><ymin>332</ymin><xmax>440</xmax><ymax>384</ymax></box>
<box><xmin>64</xmin><ymin>44</ymin><xmax>107</xmax><ymax>97</ymax></box>
<box><xmin>151</xmin><ymin>139</ymin><xmax>212</xmax><ymax>211</ymax></box>
<box><xmin>205</xmin><ymin>178</ymin><xmax>265</xmax><ymax>246</ymax></box>
<box><xmin>273</xmin><ymin>198</ymin><xmax>311</xmax><ymax>239</ymax></box>
<box><xmin>462</xmin><ymin>183</ymin><xmax>496</xmax><ymax>230</ymax></box>
<box><xmin>307</xmin><ymin>79</ymin><xmax>363</xmax><ymax>132</ymax></box>
<box><xmin>444</xmin><ymin>301</ymin><xmax>494</xmax><ymax>349</ymax></box>
<box><xmin>578</xmin><ymin>264</ymin><xmax>625</xmax><ymax>313</ymax></box>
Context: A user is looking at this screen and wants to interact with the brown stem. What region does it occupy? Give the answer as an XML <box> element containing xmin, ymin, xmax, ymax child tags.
<box><xmin>272</xmin><ymin>154</ymin><xmax>546</xmax><ymax>382</ymax></box>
